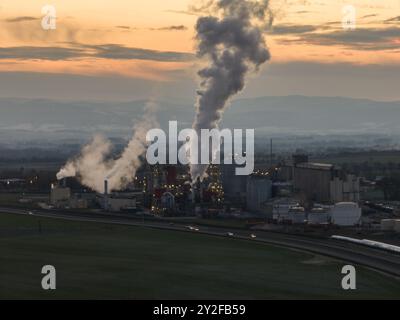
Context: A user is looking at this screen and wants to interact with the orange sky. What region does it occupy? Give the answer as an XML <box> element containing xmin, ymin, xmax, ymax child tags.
<box><xmin>0</xmin><ymin>0</ymin><xmax>399</xmax><ymax>80</ymax></box>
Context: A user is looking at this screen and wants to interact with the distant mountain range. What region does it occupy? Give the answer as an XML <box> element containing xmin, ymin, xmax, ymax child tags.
<box><xmin>0</xmin><ymin>95</ymin><xmax>399</xmax><ymax>142</ymax></box>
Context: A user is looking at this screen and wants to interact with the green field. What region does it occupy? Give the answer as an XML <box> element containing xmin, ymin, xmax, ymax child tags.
<box><xmin>0</xmin><ymin>213</ymin><xmax>399</xmax><ymax>299</ymax></box>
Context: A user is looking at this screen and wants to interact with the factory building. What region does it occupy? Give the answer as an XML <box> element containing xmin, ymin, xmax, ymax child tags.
<box><xmin>221</xmin><ymin>163</ymin><xmax>247</xmax><ymax>201</ymax></box>
<box><xmin>381</xmin><ymin>219</ymin><xmax>400</xmax><ymax>232</ymax></box>
<box><xmin>50</xmin><ymin>184</ymin><xmax>71</xmax><ymax>206</ymax></box>
<box><xmin>330</xmin><ymin>174</ymin><xmax>360</xmax><ymax>203</ymax></box>
<box><xmin>69</xmin><ymin>197</ymin><xmax>88</xmax><ymax>209</ymax></box>
<box><xmin>160</xmin><ymin>192</ymin><xmax>175</xmax><ymax>213</ymax></box>
<box><xmin>307</xmin><ymin>206</ymin><xmax>330</xmax><ymax>225</ymax></box>
<box><xmin>106</xmin><ymin>196</ymin><xmax>137</xmax><ymax>212</ymax></box>
<box><xmin>287</xmin><ymin>206</ymin><xmax>306</xmax><ymax>224</ymax></box>
<box><xmin>293</xmin><ymin>162</ymin><xmax>337</xmax><ymax>203</ymax></box>
<box><xmin>97</xmin><ymin>193</ymin><xmax>137</xmax><ymax>212</ymax></box>
<box><xmin>277</xmin><ymin>154</ymin><xmax>360</xmax><ymax>204</ymax></box>
<box><xmin>271</xmin><ymin>198</ymin><xmax>300</xmax><ymax>221</ymax></box>
<box><xmin>381</xmin><ymin>219</ymin><xmax>397</xmax><ymax>231</ymax></box>
<box><xmin>94</xmin><ymin>180</ymin><xmax>139</xmax><ymax>212</ymax></box>
<box><xmin>246</xmin><ymin>176</ymin><xmax>272</xmax><ymax>212</ymax></box>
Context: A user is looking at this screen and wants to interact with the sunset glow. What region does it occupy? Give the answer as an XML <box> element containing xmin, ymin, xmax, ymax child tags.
<box><xmin>0</xmin><ymin>0</ymin><xmax>399</xmax><ymax>79</ymax></box>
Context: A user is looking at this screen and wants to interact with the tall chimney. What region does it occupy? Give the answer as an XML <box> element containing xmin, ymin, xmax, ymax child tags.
<box><xmin>104</xmin><ymin>180</ymin><xmax>109</xmax><ymax>211</ymax></box>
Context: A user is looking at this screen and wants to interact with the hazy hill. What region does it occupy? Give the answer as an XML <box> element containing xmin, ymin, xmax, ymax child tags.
<box><xmin>0</xmin><ymin>95</ymin><xmax>399</xmax><ymax>142</ymax></box>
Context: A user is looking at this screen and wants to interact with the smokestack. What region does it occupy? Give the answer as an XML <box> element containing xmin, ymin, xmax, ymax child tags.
<box><xmin>104</xmin><ymin>179</ymin><xmax>109</xmax><ymax>211</ymax></box>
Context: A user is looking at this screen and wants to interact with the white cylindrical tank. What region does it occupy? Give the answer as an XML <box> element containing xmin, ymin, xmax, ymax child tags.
<box><xmin>381</xmin><ymin>219</ymin><xmax>396</xmax><ymax>231</ymax></box>
<box><xmin>330</xmin><ymin>202</ymin><xmax>361</xmax><ymax>226</ymax></box>
<box><xmin>394</xmin><ymin>220</ymin><xmax>400</xmax><ymax>233</ymax></box>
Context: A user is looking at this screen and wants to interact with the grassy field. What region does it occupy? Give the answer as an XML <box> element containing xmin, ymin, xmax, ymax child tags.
<box><xmin>0</xmin><ymin>213</ymin><xmax>399</xmax><ymax>300</ymax></box>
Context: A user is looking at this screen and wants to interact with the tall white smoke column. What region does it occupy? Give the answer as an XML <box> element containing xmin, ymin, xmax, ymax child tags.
<box><xmin>190</xmin><ymin>0</ymin><xmax>272</xmax><ymax>181</ymax></box>
<box><xmin>57</xmin><ymin>101</ymin><xmax>158</xmax><ymax>193</ymax></box>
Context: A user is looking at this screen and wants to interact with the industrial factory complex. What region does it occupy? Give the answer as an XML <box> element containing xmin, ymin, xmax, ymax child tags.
<box><xmin>19</xmin><ymin>151</ymin><xmax>393</xmax><ymax>235</ymax></box>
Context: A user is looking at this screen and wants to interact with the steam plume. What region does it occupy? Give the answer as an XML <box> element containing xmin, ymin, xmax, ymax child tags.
<box><xmin>190</xmin><ymin>0</ymin><xmax>272</xmax><ymax>181</ymax></box>
<box><xmin>57</xmin><ymin>101</ymin><xmax>158</xmax><ymax>193</ymax></box>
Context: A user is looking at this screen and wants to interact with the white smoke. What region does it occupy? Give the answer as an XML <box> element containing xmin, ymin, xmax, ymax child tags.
<box><xmin>190</xmin><ymin>0</ymin><xmax>273</xmax><ymax>181</ymax></box>
<box><xmin>57</xmin><ymin>101</ymin><xmax>158</xmax><ymax>193</ymax></box>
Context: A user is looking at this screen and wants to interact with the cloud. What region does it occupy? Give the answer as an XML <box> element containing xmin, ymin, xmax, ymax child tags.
<box><xmin>0</xmin><ymin>46</ymin><xmax>84</xmax><ymax>60</ymax></box>
<box><xmin>0</xmin><ymin>43</ymin><xmax>194</xmax><ymax>62</ymax></box>
<box><xmin>269</xmin><ymin>24</ymin><xmax>319</xmax><ymax>35</ymax></box>
<box><xmin>115</xmin><ymin>25</ymin><xmax>131</xmax><ymax>30</ymax></box>
<box><xmin>5</xmin><ymin>16</ymin><xmax>39</xmax><ymax>23</ymax></box>
<box><xmin>385</xmin><ymin>16</ymin><xmax>400</xmax><ymax>23</ymax></box>
<box><xmin>165</xmin><ymin>9</ymin><xmax>201</xmax><ymax>16</ymax></box>
<box><xmin>82</xmin><ymin>44</ymin><xmax>194</xmax><ymax>61</ymax></box>
<box><xmin>277</xmin><ymin>27</ymin><xmax>400</xmax><ymax>51</ymax></box>
<box><xmin>152</xmin><ymin>25</ymin><xmax>188</xmax><ymax>31</ymax></box>
<box><xmin>361</xmin><ymin>14</ymin><xmax>378</xmax><ymax>19</ymax></box>
<box><xmin>1</xmin><ymin>61</ymin><xmax>400</xmax><ymax>101</ymax></box>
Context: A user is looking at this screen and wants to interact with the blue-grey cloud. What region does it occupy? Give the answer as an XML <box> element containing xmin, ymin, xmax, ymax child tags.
<box><xmin>0</xmin><ymin>46</ymin><xmax>84</xmax><ymax>60</ymax></box>
<box><xmin>278</xmin><ymin>26</ymin><xmax>400</xmax><ymax>51</ymax></box>
<box><xmin>0</xmin><ymin>43</ymin><xmax>194</xmax><ymax>62</ymax></box>
<box><xmin>269</xmin><ymin>24</ymin><xmax>320</xmax><ymax>35</ymax></box>
<box><xmin>82</xmin><ymin>43</ymin><xmax>194</xmax><ymax>61</ymax></box>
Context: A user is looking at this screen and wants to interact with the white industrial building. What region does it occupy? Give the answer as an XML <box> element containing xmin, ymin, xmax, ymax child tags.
<box><xmin>330</xmin><ymin>202</ymin><xmax>361</xmax><ymax>226</ymax></box>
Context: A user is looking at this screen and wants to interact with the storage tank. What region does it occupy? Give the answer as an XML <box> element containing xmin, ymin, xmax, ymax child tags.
<box><xmin>288</xmin><ymin>206</ymin><xmax>306</xmax><ymax>224</ymax></box>
<box><xmin>395</xmin><ymin>220</ymin><xmax>400</xmax><ymax>233</ymax></box>
<box><xmin>308</xmin><ymin>207</ymin><xmax>329</xmax><ymax>225</ymax></box>
<box><xmin>381</xmin><ymin>219</ymin><xmax>396</xmax><ymax>231</ymax></box>
<box><xmin>330</xmin><ymin>202</ymin><xmax>361</xmax><ymax>226</ymax></box>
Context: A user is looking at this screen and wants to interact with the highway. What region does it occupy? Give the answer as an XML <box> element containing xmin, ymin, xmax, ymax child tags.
<box><xmin>1</xmin><ymin>206</ymin><xmax>400</xmax><ymax>278</ymax></box>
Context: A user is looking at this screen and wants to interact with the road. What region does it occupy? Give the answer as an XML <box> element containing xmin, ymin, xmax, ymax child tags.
<box><xmin>1</xmin><ymin>206</ymin><xmax>400</xmax><ymax>278</ymax></box>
